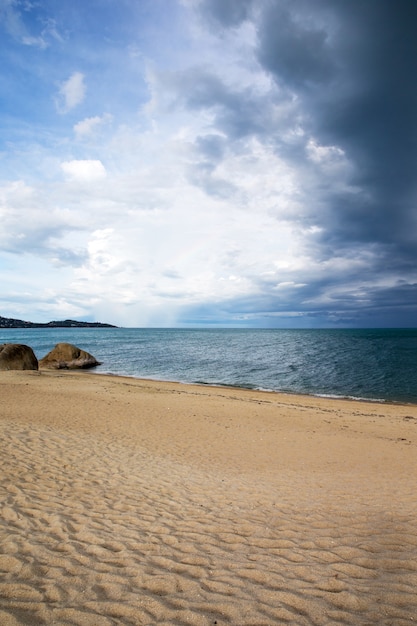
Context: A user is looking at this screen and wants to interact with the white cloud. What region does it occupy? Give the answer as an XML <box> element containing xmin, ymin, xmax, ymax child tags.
<box><xmin>74</xmin><ymin>114</ymin><xmax>113</xmax><ymax>139</ymax></box>
<box><xmin>56</xmin><ymin>72</ymin><xmax>86</xmax><ymax>113</ymax></box>
<box><xmin>61</xmin><ymin>160</ymin><xmax>107</xmax><ymax>182</ymax></box>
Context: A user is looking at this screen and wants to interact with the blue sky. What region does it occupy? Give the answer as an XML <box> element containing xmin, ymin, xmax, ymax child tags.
<box><xmin>0</xmin><ymin>0</ymin><xmax>416</xmax><ymax>327</ymax></box>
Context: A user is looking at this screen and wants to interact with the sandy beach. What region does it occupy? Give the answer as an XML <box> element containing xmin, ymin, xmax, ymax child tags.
<box><xmin>1</xmin><ymin>370</ymin><xmax>416</xmax><ymax>625</ymax></box>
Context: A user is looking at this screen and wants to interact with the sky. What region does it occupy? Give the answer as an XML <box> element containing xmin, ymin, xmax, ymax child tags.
<box><xmin>0</xmin><ymin>0</ymin><xmax>416</xmax><ymax>328</ymax></box>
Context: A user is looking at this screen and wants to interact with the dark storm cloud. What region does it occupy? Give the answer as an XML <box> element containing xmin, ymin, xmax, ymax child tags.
<box><xmin>198</xmin><ymin>0</ymin><xmax>417</xmax><ymax>252</ymax></box>
<box><xmin>198</xmin><ymin>0</ymin><xmax>254</xmax><ymax>28</ymax></box>
<box><xmin>257</xmin><ymin>1</ymin><xmax>335</xmax><ymax>88</ymax></box>
<box><xmin>182</xmin><ymin>275</ymin><xmax>417</xmax><ymax>328</ymax></box>
<box><xmin>167</xmin><ymin>67</ymin><xmax>268</xmax><ymax>139</ymax></box>
<box><xmin>191</xmin><ymin>0</ymin><xmax>417</xmax><ymax>326</ymax></box>
<box><xmin>256</xmin><ymin>0</ymin><xmax>417</xmax><ymax>253</ymax></box>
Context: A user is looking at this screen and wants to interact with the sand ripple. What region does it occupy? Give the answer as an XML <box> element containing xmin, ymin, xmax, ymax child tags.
<box><xmin>1</xmin><ymin>373</ymin><xmax>417</xmax><ymax>625</ymax></box>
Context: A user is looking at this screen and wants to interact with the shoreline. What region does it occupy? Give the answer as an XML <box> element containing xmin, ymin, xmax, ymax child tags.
<box><xmin>92</xmin><ymin>369</ymin><xmax>417</xmax><ymax>406</ymax></box>
<box><xmin>1</xmin><ymin>370</ymin><xmax>417</xmax><ymax>625</ymax></box>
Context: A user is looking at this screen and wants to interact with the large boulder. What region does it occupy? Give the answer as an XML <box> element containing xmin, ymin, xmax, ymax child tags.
<box><xmin>0</xmin><ymin>343</ymin><xmax>38</xmax><ymax>370</ymax></box>
<box><xmin>39</xmin><ymin>343</ymin><xmax>100</xmax><ymax>370</ymax></box>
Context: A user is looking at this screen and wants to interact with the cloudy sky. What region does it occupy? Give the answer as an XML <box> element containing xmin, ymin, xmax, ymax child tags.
<box><xmin>1</xmin><ymin>0</ymin><xmax>416</xmax><ymax>327</ymax></box>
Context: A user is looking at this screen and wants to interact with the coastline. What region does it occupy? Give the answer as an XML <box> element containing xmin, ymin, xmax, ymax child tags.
<box><xmin>1</xmin><ymin>370</ymin><xmax>417</xmax><ymax>625</ymax></box>
<box><xmin>94</xmin><ymin>369</ymin><xmax>416</xmax><ymax>405</ymax></box>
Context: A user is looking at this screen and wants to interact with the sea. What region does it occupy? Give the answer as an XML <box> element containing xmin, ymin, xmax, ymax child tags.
<box><xmin>1</xmin><ymin>328</ymin><xmax>416</xmax><ymax>404</ymax></box>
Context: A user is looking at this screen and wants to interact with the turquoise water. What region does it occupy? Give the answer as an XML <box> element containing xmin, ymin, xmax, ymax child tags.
<box><xmin>1</xmin><ymin>328</ymin><xmax>416</xmax><ymax>403</ymax></box>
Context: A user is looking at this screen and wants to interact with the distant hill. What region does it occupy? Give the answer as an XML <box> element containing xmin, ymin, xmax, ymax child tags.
<box><xmin>0</xmin><ymin>316</ymin><xmax>117</xmax><ymax>329</ymax></box>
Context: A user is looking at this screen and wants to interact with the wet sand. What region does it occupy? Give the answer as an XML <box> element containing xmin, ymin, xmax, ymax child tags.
<box><xmin>1</xmin><ymin>370</ymin><xmax>416</xmax><ymax>625</ymax></box>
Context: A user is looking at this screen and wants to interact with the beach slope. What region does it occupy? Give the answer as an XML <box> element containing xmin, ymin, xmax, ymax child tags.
<box><xmin>1</xmin><ymin>371</ymin><xmax>416</xmax><ymax>625</ymax></box>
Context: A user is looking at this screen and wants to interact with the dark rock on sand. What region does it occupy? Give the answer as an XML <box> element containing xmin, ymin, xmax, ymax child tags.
<box><xmin>0</xmin><ymin>343</ymin><xmax>39</xmax><ymax>370</ymax></box>
<box><xmin>39</xmin><ymin>343</ymin><xmax>100</xmax><ymax>370</ymax></box>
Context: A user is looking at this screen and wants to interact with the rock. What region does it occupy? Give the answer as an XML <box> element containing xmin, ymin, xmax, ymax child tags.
<box><xmin>0</xmin><ymin>344</ymin><xmax>38</xmax><ymax>370</ymax></box>
<box><xmin>39</xmin><ymin>343</ymin><xmax>100</xmax><ymax>370</ymax></box>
